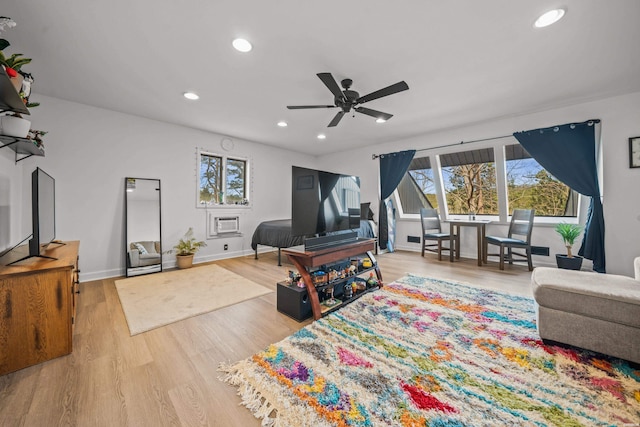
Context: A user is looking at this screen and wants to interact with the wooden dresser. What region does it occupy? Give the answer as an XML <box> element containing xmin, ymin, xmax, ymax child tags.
<box><xmin>0</xmin><ymin>241</ymin><xmax>79</xmax><ymax>376</ymax></box>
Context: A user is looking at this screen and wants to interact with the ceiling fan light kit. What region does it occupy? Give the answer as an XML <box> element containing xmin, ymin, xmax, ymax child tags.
<box><xmin>287</xmin><ymin>72</ymin><xmax>409</xmax><ymax>127</ymax></box>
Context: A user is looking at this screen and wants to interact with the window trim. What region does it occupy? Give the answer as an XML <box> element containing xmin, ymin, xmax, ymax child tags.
<box><xmin>196</xmin><ymin>148</ymin><xmax>251</xmax><ymax>209</ymax></box>
<box><xmin>395</xmin><ymin>137</ymin><xmax>583</xmax><ymax>225</ymax></box>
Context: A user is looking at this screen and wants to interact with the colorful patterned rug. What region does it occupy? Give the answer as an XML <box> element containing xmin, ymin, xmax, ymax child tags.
<box><xmin>220</xmin><ymin>275</ymin><xmax>640</xmax><ymax>426</ymax></box>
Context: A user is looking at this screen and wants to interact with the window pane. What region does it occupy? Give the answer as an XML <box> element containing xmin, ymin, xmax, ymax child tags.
<box><xmin>398</xmin><ymin>157</ymin><xmax>437</xmax><ymax>214</ymax></box>
<box><xmin>505</xmin><ymin>144</ymin><xmax>577</xmax><ymax>217</ymax></box>
<box><xmin>199</xmin><ymin>154</ymin><xmax>222</xmax><ymax>205</ymax></box>
<box><xmin>225</xmin><ymin>158</ymin><xmax>246</xmax><ymax>204</ymax></box>
<box><xmin>440</xmin><ymin>148</ymin><xmax>498</xmax><ymax>215</ymax></box>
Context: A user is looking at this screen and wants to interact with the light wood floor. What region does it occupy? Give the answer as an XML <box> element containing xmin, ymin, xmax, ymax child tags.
<box><xmin>0</xmin><ymin>250</ymin><xmax>534</xmax><ymax>427</ymax></box>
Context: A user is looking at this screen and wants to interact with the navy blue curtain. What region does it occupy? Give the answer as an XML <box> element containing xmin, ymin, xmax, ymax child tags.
<box><xmin>513</xmin><ymin>120</ymin><xmax>605</xmax><ymax>272</ymax></box>
<box><xmin>378</xmin><ymin>150</ymin><xmax>416</xmax><ymax>250</ymax></box>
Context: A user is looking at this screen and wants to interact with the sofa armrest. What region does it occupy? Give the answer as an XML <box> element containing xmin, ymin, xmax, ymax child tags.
<box><xmin>635</xmin><ymin>257</ymin><xmax>640</xmax><ymax>281</ymax></box>
<box><xmin>129</xmin><ymin>249</ymin><xmax>140</xmax><ymax>267</ymax></box>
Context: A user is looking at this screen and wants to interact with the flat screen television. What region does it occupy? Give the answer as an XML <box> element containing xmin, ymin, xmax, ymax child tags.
<box><xmin>29</xmin><ymin>167</ymin><xmax>56</xmax><ymax>256</ymax></box>
<box><xmin>291</xmin><ymin>166</ymin><xmax>361</xmax><ymax>237</ymax></box>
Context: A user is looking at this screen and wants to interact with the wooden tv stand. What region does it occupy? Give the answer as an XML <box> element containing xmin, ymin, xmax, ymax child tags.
<box><xmin>283</xmin><ymin>238</ymin><xmax>382</xmax><ymax>321</ymax></box>
<box><xmin>0</xmin><ymin>241</ymin><xmax>80</xmax><ymax>376</ymax></box>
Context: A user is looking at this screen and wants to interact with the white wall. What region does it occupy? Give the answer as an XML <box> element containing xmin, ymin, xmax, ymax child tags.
<box><xmin>4</xmin><ymin>92</ymin><xmax>638</xmax><ymax>278</ymax></box>
<box><xmin>318</xmin><ymin>91</ymin><xmax>640</xmax><ymax>276</ymax></box>
<box><xmin>0</xmin><ymin>148</ymin><xmax>25</xmax><ymax>252</ymax></box>
<box><xmin>8</xmin><ymin>95</ymin><xmax>315</xmax><ymax>280</ymax></box>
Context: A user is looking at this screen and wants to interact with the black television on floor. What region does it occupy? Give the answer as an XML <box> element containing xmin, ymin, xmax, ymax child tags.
<box><xmin>291</xmin><ymin>166</ymin><xmax>361</xmax><ymax>237</ymax></box>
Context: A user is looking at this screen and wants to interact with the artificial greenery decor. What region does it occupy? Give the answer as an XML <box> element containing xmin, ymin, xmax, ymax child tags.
<box><xmin>172</xmin><ymin>228</ymin><xmax>207</xmax><ymax>256</ymax></box>
<box><xmin>554</xmin><ymin>223</ymin><xmax>582</xmax><ymax>258</ymax></box>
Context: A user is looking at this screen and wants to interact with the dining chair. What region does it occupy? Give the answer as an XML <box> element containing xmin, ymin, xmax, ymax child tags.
<box><xmin>483</xmin><ymin>209</ymin><xmax>535</xmax><ymax>270</ymax></box>
<box><xmin>420</xmin><ymin>208</ymin><xmax>457</xmax><ymax>261</ymax></box>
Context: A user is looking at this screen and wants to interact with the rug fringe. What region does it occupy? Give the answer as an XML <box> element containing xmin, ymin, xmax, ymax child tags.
<box><xmin>218</xmin><ymin>362</ymin><xmax>279</xmax><ymax>427</ymax></box>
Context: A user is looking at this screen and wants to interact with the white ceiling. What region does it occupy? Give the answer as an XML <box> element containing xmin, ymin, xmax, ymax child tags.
<box><xmin>4</xmin><ymin>1</ymin><xmax>640</xmax><ymax>156</ymax></box>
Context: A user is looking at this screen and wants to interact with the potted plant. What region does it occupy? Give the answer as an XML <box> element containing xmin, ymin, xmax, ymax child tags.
<box><xmin>0</xmin><ymin>17</ymin><xmax>43</xmax><ymax>141</ymax></box>
<box><xmin>169</xmin><ymin>228</ymin><xmax>207</xmax><ymax>269</ymax></box>
<box><xmin>554</xmin><ymin>223</ymin><xmax>583</xmax><ymax>270</ymax></box>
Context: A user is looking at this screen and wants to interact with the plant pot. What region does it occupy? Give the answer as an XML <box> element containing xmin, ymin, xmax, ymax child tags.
<box><xmin>555</xmin><ymin>254</ymin><xmax>583</xmax><ymax>270</ymax></box>
<box><xmin>9</xmin><ymin>73</ymin><xmax>24</xmax><ymax>93</ymax></box>
<box><xmin>1</xmin><ymin>115</ymin><xmax>31</xmax><ymax>138</ymax></box>
<box><xmin>176</xmin><ymin>254</ymin><xmax>194</xmax><ymax>269</ymax></box>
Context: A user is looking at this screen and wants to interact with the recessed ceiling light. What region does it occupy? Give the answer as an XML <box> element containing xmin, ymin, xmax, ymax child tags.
<box><xmin>376</xmin><ymin>118</ymin><xmax>386</xmax><ymax>123</ymax></box>
<box><xmin>317</xmin><ymin>134</ymin><xmax>326</xmax><ymax>140</ymax></box>
<box><xmin>277</xmin><ymin>121</ymin><xmax>288</xmax><ymax>127</ymax></box>
<box><xmin>534</xmin><ymin>8</ymin><xmax>566</xmax><ymax>28</ymax></box>
<box><xmin>232</xmin><ymin>38</ymin><xmax>252</xmax><ymax>52</ymax></box>
<box><xmin>183</xmin><ymin>92</ymin><xmax>199</xmax><ymax>100</ymax></box>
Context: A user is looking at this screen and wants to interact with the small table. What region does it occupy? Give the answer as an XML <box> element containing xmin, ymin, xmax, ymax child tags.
<box><xmin>448</xmin><ymin>220</ymin><xmax>492</xmax><ymax>266</ymax></box>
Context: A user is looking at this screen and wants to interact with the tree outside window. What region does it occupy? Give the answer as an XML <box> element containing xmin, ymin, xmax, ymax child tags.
<box><xmin>440</xmin><ymin>148</ymin><xmax>498</xmax><ymax>215</ymax></box>
<box><xmin>198</xmin><ymin>152</ymin><xmax>248</xmax><ymax>206</ymax></box>
<box><xmin>225</xmin><ymin>158</ymin><xmax>247</xmax><ymax>204</ymax></box>
<box><xmin>505</xmin><ymin>144</ymin><xmax>576</xmax><ymax>217</ymax></box>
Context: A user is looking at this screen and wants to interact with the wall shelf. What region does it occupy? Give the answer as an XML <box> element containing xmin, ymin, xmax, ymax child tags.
<box><xmin>0</xmin><ymin>135</ymin><xmax>44</xmax><ymax>163</ymax></box>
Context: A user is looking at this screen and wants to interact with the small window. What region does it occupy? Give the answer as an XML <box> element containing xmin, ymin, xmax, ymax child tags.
<box><xmin>198</xmin><ymin>150</ymin><xmax>248</xmax><ymax>207</ymax></box>
<box><xmin>505</xmin><ymin>144</ymin><xmax>577</xmax><ymax>217</ymax></box>
<box><xmin>440</xmin><ymin>148</ymin><xmax>498</xmax><ymax>215</ymax></box>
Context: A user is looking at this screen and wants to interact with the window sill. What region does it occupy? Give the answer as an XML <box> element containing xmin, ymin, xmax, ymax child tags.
<box><xmin>197</xmin><ymin>204</ymin><xmax>251</xmax><ymax>209</ymax></box>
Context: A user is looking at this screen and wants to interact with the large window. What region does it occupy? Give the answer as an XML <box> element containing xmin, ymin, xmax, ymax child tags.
<box><xmin>440</xmin><ymin>148</ymin><xmax>498</xmax><ymax>215</ymax></box>
<box><xmin>504</xmin><ymin>144</ymin><xmax>577</xmax><ymax>217</ymax></box>
<box><xmin>397</xmin><ymin>142</ymin><xmax>578</xmax><ymax>220</ymax></box>
<box><xmin>198</xmin><ymin>151</ymin><xmax>248</xmax><ymax>207</ymax></box>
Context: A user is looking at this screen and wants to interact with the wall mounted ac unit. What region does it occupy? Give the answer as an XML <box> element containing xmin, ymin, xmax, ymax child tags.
<box><xmin>216</xmin><ymin>216</ymin><xmax>240</xmax><ymax>233</ymax></box>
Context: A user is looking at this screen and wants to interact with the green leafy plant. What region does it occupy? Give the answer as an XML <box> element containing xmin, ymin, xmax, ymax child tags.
<box><xmin>171</xmin><ymin>228</ymin><xmax>207</xmax><ymax>256</ymax></box>
<box><xmin>0</xmin><ymin>51</ymin><xmax>31</xmax><ymax>73</ymax></box>
<box><xmin>554</xmin><ymin>223</ymin><xmax>582</xmax><ymax>258</ymax></box>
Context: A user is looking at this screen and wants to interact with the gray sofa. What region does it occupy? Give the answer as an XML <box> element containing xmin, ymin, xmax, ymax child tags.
<box><xmin>128</xmin><ymin>241</ymin><xmax>161</xmax><ymax>267</ymax></box>
<box><xmin>531</xmin><ymin>257</ymin><xmax>640</xmax><ymax>364</ymax></box>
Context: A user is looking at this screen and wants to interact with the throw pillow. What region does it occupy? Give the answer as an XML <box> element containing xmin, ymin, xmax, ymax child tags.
<box><xmin>134</xmin><ymin>242</ymin><xmax>148</xmax><ymax>255</ymax></box>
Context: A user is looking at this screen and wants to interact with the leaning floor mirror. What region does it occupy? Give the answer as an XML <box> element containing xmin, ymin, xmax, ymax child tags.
<box><xmin>125</xmin><ymin>177</ymin><xmax>162</xmax><ymax>277</ymax></box>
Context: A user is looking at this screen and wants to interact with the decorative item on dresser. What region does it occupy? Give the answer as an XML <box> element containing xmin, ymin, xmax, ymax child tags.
<box><xmin>0</xmin><ymin>241</ymin><xmax>80</xmax><ymax>376</ymax></box>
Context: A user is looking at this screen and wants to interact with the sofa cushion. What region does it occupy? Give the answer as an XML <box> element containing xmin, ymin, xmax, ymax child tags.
<box><xmin>133</xmin><ymin>242</ymin><xmax>148</xmax><ymax>254</ymax></box>
<box><xmin>532</xmin><ymin>267</ymin><xmax>640</xmax><ymax>329</ymax></box>
<box><xmin>130</xmin><ymin>241</ymin><xmax>158</xmax><ymax>255</ymax></box>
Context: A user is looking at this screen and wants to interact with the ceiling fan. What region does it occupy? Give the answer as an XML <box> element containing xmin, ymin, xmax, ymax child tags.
<box><xmin>287</xmin><ymin>73</ymin><xmax>409</xmax><ymax>127</ymax></box>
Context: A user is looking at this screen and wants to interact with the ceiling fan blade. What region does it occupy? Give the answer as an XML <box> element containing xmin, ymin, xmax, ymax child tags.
<box><xmin>328</xmin><ymin>111</ymin><xmax>345</xmax><ymax>127</ymax></box>
<box><xmin>356</xmin><ymin>81</ymin><xmax>409</xmax><ymax>104</ymax></box>
<box><xmin>355</xmin><ymin>106</ymin><xmax>393</xmax><ymax>121</ymax></box>
<box><xmin>287</xmin><ymin>105</ymin><xmax>336</xmax><ymax>109</ymax></box>
<box><xmin>317</xmin><ymin>73</ymin><xmax>345</xmax><ymax>102</ymax></box>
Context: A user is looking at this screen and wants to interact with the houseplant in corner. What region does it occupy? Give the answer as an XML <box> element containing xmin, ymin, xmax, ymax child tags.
<box><xmin>554</xmin><ymin>222</ymin><xmax>583</xmax><ymax>270</ymax></box>
<box><xmin>171</xmin><ymin>228</ymin><xmax>207</xmax><ymax>269</ymax></box>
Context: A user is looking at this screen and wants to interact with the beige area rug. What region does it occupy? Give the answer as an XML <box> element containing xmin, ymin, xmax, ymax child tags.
<box><xmin>115</xmin><ymin>264</ymin><xmax>272</xmax><ymax>335</ymax></box>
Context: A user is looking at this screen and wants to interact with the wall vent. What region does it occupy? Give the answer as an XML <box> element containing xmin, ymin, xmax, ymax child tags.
<box><xmin>407</xmin><ymin>235</ymin><xmax>421</xmax><ymax>243</ymax></box>
<box><xmin>531</xmin><ymin>246</ymin><xmax>550</xmax><ymax>256</ymax></box>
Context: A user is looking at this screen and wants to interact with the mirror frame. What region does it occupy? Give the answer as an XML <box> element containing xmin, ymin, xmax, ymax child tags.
<box><xmin>124</xmin><ymin>177</ymin><xmax>162</xmax><ymax>277</ymax></box>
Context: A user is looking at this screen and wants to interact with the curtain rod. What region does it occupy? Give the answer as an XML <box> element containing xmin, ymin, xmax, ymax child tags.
<box><xmin>371</xmin><ymin>119</ymin><xmax>601</xmax><ymax>160</ymax></box>
<box><xmin>371</xmin><ymin>134</ymin><xmax>512</xmax><ymax>160</ymax></box>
